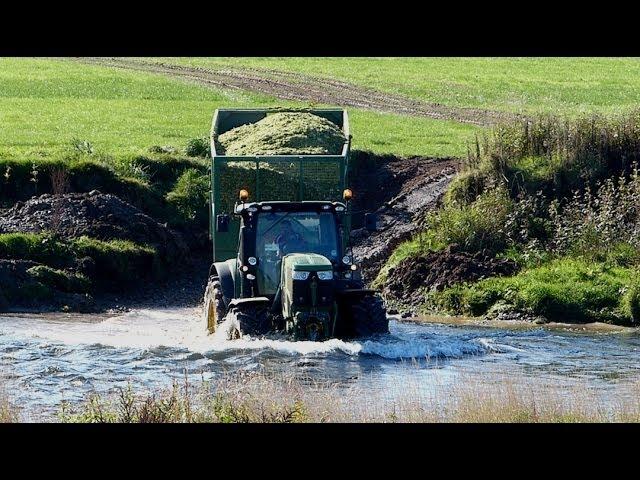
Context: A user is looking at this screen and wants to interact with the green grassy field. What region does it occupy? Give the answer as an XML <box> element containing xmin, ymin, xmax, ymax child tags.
<box><xmin>152</xmin><ymin>57</ymin><xmax>640</xmax><ymax>116</ymax></box>
<box><xmin>0</xmin><ymin>58</ymin><xmax>476</xmax><ymax>159</ymax></box>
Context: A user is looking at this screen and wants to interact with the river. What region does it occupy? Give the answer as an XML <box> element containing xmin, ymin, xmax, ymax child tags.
<box><xmin>2</xmin><ymin>308</ymin><xmax>640</xmax><ymax>420</ymax></box>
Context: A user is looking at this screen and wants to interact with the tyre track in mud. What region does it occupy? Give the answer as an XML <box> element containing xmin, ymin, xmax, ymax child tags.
<box><xmin>72</xmin><ymin>57</ymin><xmax>519</xmax><ymax>126</ymax></box>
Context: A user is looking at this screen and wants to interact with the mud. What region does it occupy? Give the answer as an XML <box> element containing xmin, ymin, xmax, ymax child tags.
<box><xmin>349</xmin><ymin>154</ymin><xmax>460</xmax><ymax>282</ymax></box>
<box><xmin>0</xmin><ymin>191</ymin><xmax>189</xmax><ymax>262</ymax></box>
<box><xmin>72</xmin><ymin>58</ymin><xmax>520</xmax><ymax>127</ymax></box>
<box><xmin>382</xmin><ymin>244</ymin><xmax>520</xmax><ymax>307</ymax></box>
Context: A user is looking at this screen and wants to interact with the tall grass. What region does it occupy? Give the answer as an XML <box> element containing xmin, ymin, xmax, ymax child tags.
<box><xmin>0</xmin><ymin>383</ymin><xmax>19</xmax><ymax>423</ymax></box>
<box><xmin>451</xmin><ymin>110</ymin><xmax>640</xmax><ymax>204</ymax></box>
<box><xmin>57</xmin><ymin>370</ymin><xmax>640</xmax><ymax>423</ymax></box>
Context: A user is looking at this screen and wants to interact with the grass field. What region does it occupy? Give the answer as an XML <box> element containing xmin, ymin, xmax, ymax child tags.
<box><xmin>152</xmin><ymin>57</ymin><xmax>640</xmax><ymax>116</ymax></box>
<box><xmin>4</xmin><ymin>58</ymin><xmax>640</xmax><ymax>160</ymax></box>
<box><xmin>0</xmin><ymin>58</ymin><xmax>476</xmax><ymax>159</ymax></box>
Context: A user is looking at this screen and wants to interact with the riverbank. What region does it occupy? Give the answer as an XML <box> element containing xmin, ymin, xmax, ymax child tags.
<box><xmin>378</xmin><ymin>112</ymin><xmax>640</xmax><ymax>326</ymax></box>
<box><xmin>404</xmin><ymin>314</ymin><xmax>639</xmax><ymax>334</ymax></box>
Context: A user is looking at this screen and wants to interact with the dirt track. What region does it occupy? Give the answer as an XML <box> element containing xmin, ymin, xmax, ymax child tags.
<box><xmin>72</xmin><ymin>57</ymin><xmax>518</xmax><ymax>127</ymax></box>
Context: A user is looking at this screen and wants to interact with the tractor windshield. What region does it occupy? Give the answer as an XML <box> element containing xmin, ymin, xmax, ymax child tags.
<box><xmin>255</xmin><ymin>211</ymin><xmax>339</xmax><ymax>294</ymax></box>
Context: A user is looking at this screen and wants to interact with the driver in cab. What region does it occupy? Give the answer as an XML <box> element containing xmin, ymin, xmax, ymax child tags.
<box><xmin>275</xmin><ymin>219</ymin><xmax>307</xmax><ymax>255</ymax></box>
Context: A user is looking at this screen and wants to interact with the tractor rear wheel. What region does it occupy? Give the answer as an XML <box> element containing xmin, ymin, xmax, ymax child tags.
<box><xmin>226</xmin><ymin>304</ymin><xmax>271</xmax><ymax>340</ymax></box>
<box><xmin>350</xmin><ymin>295</ymin><xmax>389</xmax><ymax>337</ymax></box>
<box><xmin>203</xmin><ymin>276</ymin><xmax>226</xmax><ymax>334</ymax></box>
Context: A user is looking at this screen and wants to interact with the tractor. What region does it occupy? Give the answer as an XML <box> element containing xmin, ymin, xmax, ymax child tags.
<box><xmin>203</xmin><ymin>108</ymin><xmax>388</xmax><ymax>340</ymax></box>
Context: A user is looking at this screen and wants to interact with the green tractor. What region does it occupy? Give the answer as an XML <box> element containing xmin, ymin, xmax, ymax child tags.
<box><xmin>203</xmin><ymin>108</ymin><xmax>388</xmax><ymax>341</ymax></box>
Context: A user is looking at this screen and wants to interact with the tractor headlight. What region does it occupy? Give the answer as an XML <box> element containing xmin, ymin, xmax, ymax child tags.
<box><xmin>292</xmin><ymin>271</ymin><xmax>310</xmax><ymax>281</ymax></box>
<box><xmin>342</xmin><ymin>255</ymin><xmax>352</xmax><ymax>265</ymax></box>
<box><xmin>248</xmin><ymin>256</ymin><xmax>257</xmax><ymax>266</ymax></box>
<box><xmin>317</xmin><ymin>271</ymin><xmax>333</xmax><ymax>281</ymax></box>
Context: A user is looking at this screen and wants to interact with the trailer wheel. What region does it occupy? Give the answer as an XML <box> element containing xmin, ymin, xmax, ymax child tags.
<box><xmin>350</xmin><ymin>295</ymin><xmax>389</xmax><ymax>337</ymax></box>
<box><xmin>203</xmin><ymin>277</ymin><xmax>226</xmax><ymax>334</ymax></box>
<box><xmin>226</xmin><ymin>304</ymin><xmax>271</xmax><ymax>340</ymax></box>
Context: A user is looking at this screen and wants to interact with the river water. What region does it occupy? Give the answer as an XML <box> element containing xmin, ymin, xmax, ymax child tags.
<box><xmin>2</xmin><ymin>308</ymin><xmax>640</xmax><ymax>420</ymax></box>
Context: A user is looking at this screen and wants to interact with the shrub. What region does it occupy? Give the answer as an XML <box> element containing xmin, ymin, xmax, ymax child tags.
<box><xmin>623</xmin><ymin>280</ymin><xmax>640</xmax><ymax>324</ymax></box>
<box><xmin>165</xmin><ymin>169</ymin><xmax>210</xmax><ymax>226</ymax></box>
<box><xmin>459</xmin><ymin>111</ymin><xmax>640</xmax><ymax>204</ymax></box>
<box><xmin>26</xmin><ymin>265</ymin><xmax>90</xmax><ymax>293</ymax></box>
<box><xmin>185</xmin><ymin>137</ymin><xmax>210</xmax><ymax>158</ymax></box>
<box><xmin>549</xmin><ymin>170</ymin><xmax>640</xmax><ymax>257</ymax></box>
<box><xmin>422</xmin><ymin>187</ymin><xmax>514</xmax><ymax>254</ymax></box>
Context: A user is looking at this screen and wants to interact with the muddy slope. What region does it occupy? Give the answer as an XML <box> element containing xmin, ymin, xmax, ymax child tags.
<box><xmin>0</xmin><ymin>192</ymin><xmax>189</xmax><ymax>263</ymax></box>
<box><xmin>383</xmin><ymin>245</ymin><xmax>520</xmax><ymax>307</ymax></box>
<box><xmin>0</xmin><ymin>192</ymin><xmax>206</xmax><ymax>313</ymax></box>
<box><xmin>72</xmin><ymin>58</ymin><xmax>519</xmax><ymax>127</ymax></box>
<box><xmin>348</xmin><ymin>154</ymin><xmax>460</xmax><ymax>282</ymax></box>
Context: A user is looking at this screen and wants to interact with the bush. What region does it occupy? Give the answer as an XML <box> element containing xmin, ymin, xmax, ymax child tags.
<box><xmin>165</xmin><ymin>169</ymin><xmax>210</xmax><ymax>226</ymax></box>
<box><xmin>459</xmin><ymin>111</ymin><xmax>640</xmax><ymax>204</ymax></box>
<box><xmin>422</xmin><ymin>187</ymin><xmax>514</xmax><ymax>254</ymax></box>
<box><xmin>623</xmin><ymin>280</ymin><xmax>640</xmax><ymax>324</ymax></box>
<box><xmin>185</xmin><ymin>137</ymin><xmax>210</xmax><ymax>158</ymax></box>
<box><xmin>26</xmin><ymin>265</ymin><xmax>90</xmax><ymax>293</ymax></box>
<box><xmin>549</xmin><ymin>170</ymin><xmax>640</xmax><ymax>258</ymax></box>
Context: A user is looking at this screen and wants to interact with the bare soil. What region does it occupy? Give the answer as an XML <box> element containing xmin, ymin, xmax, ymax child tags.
<box><xmin>0</xmin><ymin>191</ymin><xmax>189</xmax><ymax>263</ymax></box>
<box><xmin>72</xmin><ymin>57</ymin><xmax>520</xmax><ymax>126</ymax></box>
<box><xmin>349</xmin><ymin>154</ymin><xmax>460</xmax><ymax>282</ymax></box>
<box><xmin>382</xmin><ymin>244</ymin><xmax>520</xmax><ymax>307</ymax></box>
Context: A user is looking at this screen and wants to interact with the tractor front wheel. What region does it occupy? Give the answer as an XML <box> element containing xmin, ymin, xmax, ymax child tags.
<box><xmin>203</xmin><ymin>276</ymin><xmax>226</xmax><ymax>334</ymax></box>
<box><xmin>350</xmin><ymin>295</ymin><xmax>389</xmax><ymax>337</ymax></box>
<box><xmin>226</xmin><ymin>304</ymin><xmax>271</xmax><ymax>340</ymax></box>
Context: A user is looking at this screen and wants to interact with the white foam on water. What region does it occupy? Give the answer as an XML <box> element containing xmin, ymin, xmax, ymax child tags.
<box><xmin>0</xmin><ymin>308</ymin><xmax>494</xmax><ymax>360</ymax></box>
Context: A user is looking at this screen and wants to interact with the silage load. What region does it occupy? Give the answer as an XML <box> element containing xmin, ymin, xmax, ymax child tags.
<box><xmin>216</xmin><ymin>112</ymin><xmax>345</xmax><ymax>156</ymax></box>
<box><xmin>216</xmin><ymin>161</ymin><xmax>336</xmax><ymax>212</ymax></box>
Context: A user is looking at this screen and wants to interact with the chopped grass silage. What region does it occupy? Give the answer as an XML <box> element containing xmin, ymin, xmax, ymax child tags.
<box><xmin>216</xmin><ymin>112</ymin><xmax>346</xmax><ymax>156</ymax></box>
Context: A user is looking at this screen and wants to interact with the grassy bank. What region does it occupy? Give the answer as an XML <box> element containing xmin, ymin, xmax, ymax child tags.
<box><xmin>430</xmin><ymin>258</ymin><xmax>639</xmax><ymax>324</ymax></box>
<box><xmin>57</xmin><ymin>371</ymin><xmax>640</xmax><ymax>423</ymax></box>
<box><xmin>0</xmin><ymin>233</ymin><xmax>162</xmax><ymax>308</ymax></box>
<box><xmin>0</xmin><ymin>148</ymin><xmax>210</xmax><ymax>228</ymax></box>
<box><xmin>379</xmin><ymin>111</ymin><xmax>640</xmax><ymax>324</ymax></box>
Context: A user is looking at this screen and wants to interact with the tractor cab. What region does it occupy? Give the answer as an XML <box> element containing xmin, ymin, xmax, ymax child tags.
<box><xmin>233</xmin><ymin>198</ymin><xmax>357</xmax><ymax>298</ymax></box>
